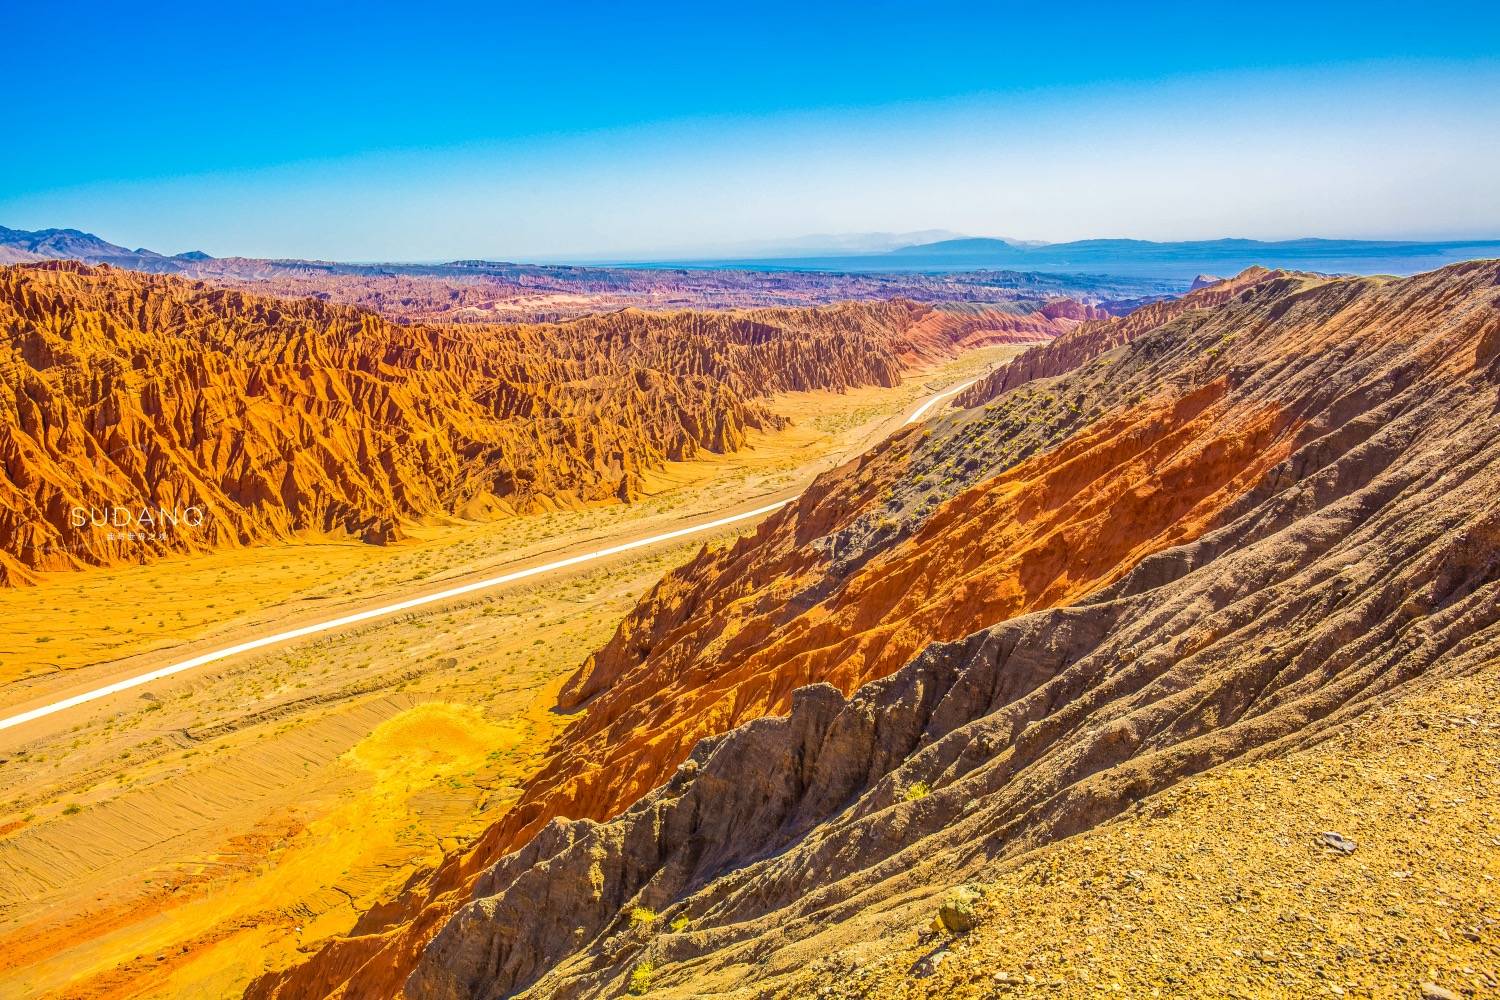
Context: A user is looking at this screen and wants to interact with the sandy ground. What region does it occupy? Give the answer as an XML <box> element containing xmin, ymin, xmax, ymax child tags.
<box><xmin>0</xmin><ymin>346</ymin><xmax>1023</xmax><ymax>1000</ymax></box>
<box><xmin>777</xmin><ymin>668</ymin><xmax>1499</xmax><ymax>1000</ymax></box>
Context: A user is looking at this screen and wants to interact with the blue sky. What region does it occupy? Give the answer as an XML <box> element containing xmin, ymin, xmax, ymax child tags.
<box><xmin>5</xmin><ymin>1</ymin><xmax>1498</xmax><ymax>260</ymax></box>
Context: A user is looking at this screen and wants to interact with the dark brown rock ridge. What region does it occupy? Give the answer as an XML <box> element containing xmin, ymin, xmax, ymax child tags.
<box><xmin>379</xmin><ymin>260</ymin><xmax>1500</xmax><ymax>998</ymax></box>
<box><xmin>0</xmin><ymin>263</ymin><xmax>1057</xmax><ymax>585</ymax></box>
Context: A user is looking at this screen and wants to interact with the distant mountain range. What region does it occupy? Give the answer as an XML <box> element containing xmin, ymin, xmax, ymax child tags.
<box><xmin>570</xmin><ymin>230</ymin><xmax>989</xmax><ymax>261</ymax></box>
<box><xmin>0</xmin><ymin>225</ymin><xmax>213</xmax><ymax>267</ymax></box>
<box><xmin>3</xmin><ymin>225</ymin><xmax>1497</xmax><ymax>283</ymax></box>
<box><xmin>644</xmin><ymin>235</ymin><xmax>1500</xmax><ymax>279</ymax></box>
<box><xmin>0</xmin><ymin>227</ymin><xmax>991</xmax><ymax>269</ymax></box>
<box><xmin>0</xmin><ymin>225</ymin><xmax>1172</xmax><ymax>324</ymax></box>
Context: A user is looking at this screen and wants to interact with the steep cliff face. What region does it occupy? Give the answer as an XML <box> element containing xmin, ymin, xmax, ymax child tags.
<box><xmin>253</xmin><ymin>260</ymin><xmax>1500</xmax><ymax>998</ymax></box>
<box><xmin>408</xmin><ymin>261</ymin><xmax>1500</xmax><ymax>999</ymax></box>
<box><xmin>0</xmin><ymin>264</ymin><xmax>1047</xmax><ymax>585</ymax></box>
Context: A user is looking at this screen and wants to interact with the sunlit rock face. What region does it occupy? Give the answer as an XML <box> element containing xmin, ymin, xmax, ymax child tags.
<box><xmin>260</xmin><ymin>260</ymin><xmax>1500</xmax><ymax>1000</ymax></box>
<box><xmin>0</xmin><ymin>262</ymin><xmax>1065</xmax><ymax>586</ymax></box>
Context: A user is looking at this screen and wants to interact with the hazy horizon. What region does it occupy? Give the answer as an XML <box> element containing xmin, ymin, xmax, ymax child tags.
<box><xmin>6</xmin><ymin>2</ymin><xmax>1499</xmax><ymax>262</ymax></box>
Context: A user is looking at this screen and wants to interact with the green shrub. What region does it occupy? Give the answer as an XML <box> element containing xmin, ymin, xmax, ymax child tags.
<box><xmin>903</xmin><ymin>781</ymin><xmax>931</xmax><ymax>801</ymax></box>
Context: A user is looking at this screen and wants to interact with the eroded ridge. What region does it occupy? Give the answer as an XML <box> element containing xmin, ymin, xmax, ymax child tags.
<box><xmin>0</xmin><ymin>262</ymin><xmax>1069</xmax><ymax>586</ymax></box>
<box><xmin>257</xmin><ymin>261</ymin><xmax>1500</xmax><ymax>999</ymax></box>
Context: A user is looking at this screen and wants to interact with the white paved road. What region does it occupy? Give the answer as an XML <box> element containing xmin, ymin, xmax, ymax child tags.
<box><xmin>903</xmin><ymin>378</ymin><xmax>977</xmax><ymax>424</ymax></box>
<box><xmin>0</xmin><ymin>378</ymin><xmax>970</xmax><ymax>733</ymax></box>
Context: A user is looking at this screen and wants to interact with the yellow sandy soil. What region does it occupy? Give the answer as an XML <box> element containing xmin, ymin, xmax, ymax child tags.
<box><xmin>0</xmin><ymin>347</ymin><xmax>1022</xmax><ymax>1000</ymax></box>
<box><xmin>0</xmin><ymin>348</ymin><xmax>1013</xmax><ymax>690</ymax></box>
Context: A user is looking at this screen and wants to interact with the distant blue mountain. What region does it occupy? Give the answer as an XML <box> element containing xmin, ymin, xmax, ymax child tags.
<box><xmin>0</xmin><ymin>226</ymin><xmax>213</xmax><ymax>266</ymax></box>
<box><xmin>644</xmin><ymin>236</ymin><xmax>1500</xmax><ymax>282</ymax></box>
<box><xmin>7</xmin><ymin>224</ymin><xmax>1496</xmax><ymax>285</ymax></box>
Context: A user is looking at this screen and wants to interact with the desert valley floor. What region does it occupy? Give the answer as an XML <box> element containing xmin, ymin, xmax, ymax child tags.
<box><xmin>0</xmin><ymin>338</ymin><xmax>1018</xmax><ymax>999</ymax></box>
<box><xmin>0</xmin><ymin>255</ymin><xmax>1495</xmax><ymax>1000</ymax></box>
<box><xmin>6</xmin><ymin>7</ymin><xmax>1499</xmax><ymax>996</ymax></box>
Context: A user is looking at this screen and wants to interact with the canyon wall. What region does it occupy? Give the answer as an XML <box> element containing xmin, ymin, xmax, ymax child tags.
<box><xmin>0</xmin><ymin>262</ymin><xmax>1062</xmax><ymax>586</ymax></box>
<box><xmin>252</xmin><ymin>260</ymin><xmax>1500</xmax><ymax>998</ymax></box>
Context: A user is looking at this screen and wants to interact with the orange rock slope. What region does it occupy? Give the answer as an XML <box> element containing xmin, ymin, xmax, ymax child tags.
<box><xmin>954</xmin><ymin>265</ymin><xmax>1280</xmax><ymax>405</ymax></box>
<box><xmin>253</xmin><ymin>260</ymin><xmax>1500</xmax><ymax>998</ymax></box>
<box><xmin>0</xmin><ymin>262</ymin><xmax>1067</xmax><ymax>586</ymax></box>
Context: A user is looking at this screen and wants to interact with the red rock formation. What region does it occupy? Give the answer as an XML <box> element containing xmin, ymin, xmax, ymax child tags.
<box><xmin>418</xmin><ymin>260</ymin><xmax>1500</xmax><ymax>999</ymax></box>
<box><xmin>254</xmin><ymin>259</ymin><xmax>1500</xmax><ymax>999</ymax></box>
<box><xmin>0</xmin><ymin>264</ymin><xmax>1060</xmax><ymax>585</ymax></box>
<box><xmin>1038</xmin><ymin>297</ymin><xmax>1110</xmax><ymax>322</ymax></box>
<box><xmin>892</xmin><ymin>302</ymin><xmax>1082</xmax><ymax>359</ymax></box>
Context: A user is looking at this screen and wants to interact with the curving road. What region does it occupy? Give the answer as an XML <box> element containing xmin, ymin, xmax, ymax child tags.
<box><xmin>0</xmin><ymin>377</ymin><xmax>970</xmax><ymax>734</ymax></box>
<box><xmin>902</xmin><ymin>377</ymin><xmax>977</xmax><ymax>425</ymax></box>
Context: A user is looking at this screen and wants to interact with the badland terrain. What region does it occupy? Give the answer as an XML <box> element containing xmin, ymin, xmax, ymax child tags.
<box><xmin>0</xmin><ymin>231</ymin><xmax>1496</xmax><ymax>1000</ymax></box>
